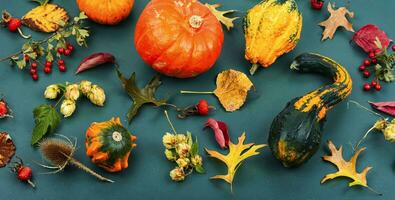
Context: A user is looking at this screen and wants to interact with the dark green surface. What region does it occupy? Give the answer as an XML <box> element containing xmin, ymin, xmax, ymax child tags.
<box><xmin>0</xmin><ymin>0</ymin><xmax>394</xmax><ymax>199</ymax></box>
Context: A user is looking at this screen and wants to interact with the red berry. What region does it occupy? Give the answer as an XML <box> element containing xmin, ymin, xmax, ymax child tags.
<box><xmin>31</xmin><ymin>62</ymin><xmax>38</xmax><ymax>69</ymax></box>
<box><xmin>363</xmin><ymin>59</ymin><xmax>371</xmax><ymax>66</ymax></box>
<box><xmin>17</xmin><ymin>166</ymin><xmax>32</xmax><ymax>182</ymax></box>
<box><xmin>66</xmin><ymin>44</ymin><xmax>74</xmax><ymax>51</ymax></box>
<box><xmin>371</xmin><ymin>81</ymin><xmax>378</xmax><ymax>87</ymax></box>
<box><xmin>57</xmin><ymin>47</ymin><xmax>65</xmax><ymax>54</ymax></box>
<box><xmin>363</xmin><ymin>83</ymin><xmax>372</xmax><ymax>91</ymax></box>
<box><xmin>0</xmin><ymin>101</ymin><xmax>8</xmax><ymax>116</ymax></box>
<box><xmin>30</xmin><ymin>68</ymin><xmax>37</xmax><ymax>75</ymax></box>
<box><xmin>45</xmin><ymin>61</ymin><xmax>52</xmax><ymax>68</ymax></box>
<box><xmin>44</xmin><ymin>67</ymin><xmax>52</xmax><ymax>74</ymax></box>
<box><xmin>32</xmin><ymin>74</ymin><xmax>38</xmax><ymax>81</ymax></box>
<box><xmin>372</xmin><ymin>58</ymin><xmax>377</xmax><ymax>64</ymax></box>
<box><xmin>369</xmin><ymin>52</ymin><xmax>376</xmax><ymax>59</ymax></box>
<box><xmin>7</xmin><ymin>18</ymin><xmax>22</xmax><ymax>32</ymax></box>
<box><xmin>363</xmin><ymin>70</ymin><xmax>371</xmax><ymax>78</ymax></box>
<box><xmin>310</xmin><ymin>0</ymin><xmax>324</xmax><ymax>10</ymax></box>
<box><xmin>392</xmin><ymin>45</ymin><xmax>395</xmax><ymax>51</ymax></box>
<box><xmin>196</xmin><ymin>100</ymin><xmax>210</xmax><ymax>116</ymax></box>
<box><xmin>358</xmin><ymin>65</ymin><xmax>366</xmax><ymax>71</ymax></box>
<box><xmin>59</xmin><ymin>64</ymin><xmax>67</xmax><ymax>72</ymax></box>
<box><xmin>375</xmin><ymin>84</ymin><xmax>382</xmax><ymax>91</ymax></box>
<box><xmin>64</xmin><ymin>49</ymin><xmax>71</xmax><ymax>56</ymax></box>
<box><xmin>57</xmin><ymin>59</ymin><xmax>65</xmax><ymax>65</ymax></box>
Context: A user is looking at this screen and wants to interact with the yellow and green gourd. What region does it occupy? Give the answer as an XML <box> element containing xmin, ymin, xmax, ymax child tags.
<box><xmin>244</xmin><ymin>0</ymin><xmax>303</xmax><ymax>75</ymax></box>
<box><xmin>268</xmin><ymin>53</ymin><xmax>353</xmax><ymax>167</ymax></box>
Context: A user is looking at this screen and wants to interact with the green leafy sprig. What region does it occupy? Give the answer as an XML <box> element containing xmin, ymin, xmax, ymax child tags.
<box><xmin>0</xmin><ymin>12</ymin><xmax>89</xmax><ymax>69</ymax></box>
<box><xmin>374</xmin><ymin>37</ymin><xmax>395</xmax><ymax>82</ymax></box>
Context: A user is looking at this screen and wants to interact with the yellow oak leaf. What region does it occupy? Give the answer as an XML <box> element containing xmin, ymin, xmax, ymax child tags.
<box><xmin>205</xmin><ymin>3</ymin><xmax>239</xmax><ymax>31</ymax></box>
<box><xmin>321</xmin><ymin>140</ymin><xmax>371</xmax><ymax>188</ymax></box>
<box><xmin>22</xmin><ymin>4</ymin><xmax>69</xmax><ymax>33</ymax></box>
<box><xmin>318</xmin><ymin>3</ymin><xmax>354</xmax><ymax>41</ymax></box>
<box><xmin>214</xmin><ymin>70</ymin><xmax>253</xmax><ymax>112</ymax></box>
<box><xmin>206</xmin><ymin>133</ymin><xmax>266</xmax><ymax>187</ymax></box>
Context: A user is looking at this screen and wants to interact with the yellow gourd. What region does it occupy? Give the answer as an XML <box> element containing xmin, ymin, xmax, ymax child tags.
<box><xmin>244</xmin><ymin>0</ymin><xmax>303</xmax><ymax>75</ymax></box>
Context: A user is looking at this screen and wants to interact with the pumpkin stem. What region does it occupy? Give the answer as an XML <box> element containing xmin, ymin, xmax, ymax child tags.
<box><xmin>180</xmin><ymin>91</ymin><xmax>214</xmax><ymax>94</ymax></box>
<box><xmin>189</xmin><ymin>15</ymin><xmax>204</xmax><ymax>29</ymax></box>
<box><xmin>249</xmin><ymin>63</ymin><xmax>260</xmax><ymax>75</ymax></box>
<box><xmin>68</xmin><ymin>158</ymin><xmax>114</xmax><ymax>183</ymax></box>
<box><xmin>164</xmin><ymin>110</ymin><xmax>178</xmax><ymax>134</ymax></box>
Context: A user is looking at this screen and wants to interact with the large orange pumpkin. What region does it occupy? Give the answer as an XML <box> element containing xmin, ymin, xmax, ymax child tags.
<box><xmin>134</xmin><ymin>0</ymin><xmax>224</xmax><ymax>78</ymax></box>
<box><xmin>76</xmin><ymin>0</ymin><xmax>134</xmax><ymax>25</ymax></box>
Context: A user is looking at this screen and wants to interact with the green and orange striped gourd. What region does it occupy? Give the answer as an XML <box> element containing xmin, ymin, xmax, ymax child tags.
<box><xmin>268</xmin><ymin>53</ymin><xmax>353</xmax><ymax>167</ymax></box>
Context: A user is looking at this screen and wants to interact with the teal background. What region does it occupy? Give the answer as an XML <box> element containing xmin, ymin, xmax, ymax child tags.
<box><xmin>0</xmin><ymin>0</ymin><xmax>394</xmax><ymax>199</ymax></box>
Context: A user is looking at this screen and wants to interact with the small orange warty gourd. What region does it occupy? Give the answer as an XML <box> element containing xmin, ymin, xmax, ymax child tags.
<box><xmin>86</xmin><ymin>117</ymin><xmax>137</xmax><ymax>172</ymax></box>
<box><xmin>76</xmin><ymin>0</ymin><xmax>134</xmax><ymax>25</ymax></box>
<box><xmin>134</xmin><ymin>0</ymin><xmax>224</xmax><ymax>78</ymax></box>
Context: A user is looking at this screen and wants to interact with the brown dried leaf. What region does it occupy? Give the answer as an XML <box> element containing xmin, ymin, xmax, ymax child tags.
<box><xmin>214</xmin><ymin>70</ymin><xmax>253</xmax><ymax>112</ymax></box>
<box><xmin>205</xmin><ymin>3</ymin><xmax>238</xmax><ymax>31</ymax></box>
<box><xmin>319</xmin><ymin>3</ymin><xmax>355</xmax><ymax>41</ymax></box>
<box><xmin>321</xmin><ymin>140</ymin><xmax>371</xmax><ymax>188</ymax></box>
<box><xmin>22</xmin><ymin>4</ymin><xmax>69</xmax><ymax>33</ymax></box>
<box><xmin>0</xmin><ymin>132</ymin><xmax>16</xmax><ymax>168</ymax></box>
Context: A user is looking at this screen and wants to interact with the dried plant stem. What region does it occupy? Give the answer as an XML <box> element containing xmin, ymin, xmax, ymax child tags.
<box><xmin>354</xmin><ymin>126</ymin><xmax>375</xmax><ymax>151</ymax></box>
<box><xmin>164</xmin><ymin>110</ymin><xmax>177</xmax><ymax>134</ymax></box>
<box><xmin>27</xmin><ymin>180</ymin><xmax>36</xmax><ymax>188</ymax></box>
<box><xmin>180</xmin><ymin>91</ymin><xmax>214</xmax><ymax>95</ymax></box>
<box><xmin>68</xmin><ymin>158</ymin><xmax>114</xmax><ymax>183</ymax></box>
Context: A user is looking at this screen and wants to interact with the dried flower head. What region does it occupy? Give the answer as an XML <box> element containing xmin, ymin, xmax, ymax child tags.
<box><xmin>44</xmin><ymin>84</ymin><xmax>61</xmax><ymax>99</ymax></box>
<box><xmin>87</xmin><ymin>85</ymin><xmax>106</xmax><ymax>106</ymax></box>
<box><xmin>39</xmin><ymin>137</ymin><xmax>75</xmax><ymax>167</ymax></box>
<box><xmin>169</xmin><ymin>167</ymin><xmax>185</xmax><ymax>181</ymax></box>
<box><xmin>79</xmin><ymin>80</ymin><xmax>92</xmax><ymax>95</ymax></box>
<box><xmin>64</xmin><ymin>84</ymin><xmax>80</xmax><ymax>101</ymax></box>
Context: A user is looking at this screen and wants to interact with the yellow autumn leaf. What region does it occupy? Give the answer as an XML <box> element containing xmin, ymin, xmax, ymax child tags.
<box><xmin>214</xmin><ymin>70</ymin><xmax>253</xmax><ymax>112</ymax></box>
<box><xmin>206</xmin><ymin>133</ymin><xmax>266</xmax><ymax>186</ymax></box>
<box><xmin>205</xmin><ymin>3</ymin><xmax>239</xmax><ymax>31</ymax></box>
<box><xmin>321</xmin><ymin>140</ymin><xmax>371</xmax><ymax>188</ymax></box>
<box><xmin>318</xmin><ymin>3</ymin><xmax>355</xmax><ymax>41</ymax></box>
<box><xmin>22</xmin><ymin>4</ymin><xmax>69</xmax><ymax>33</ymax></box>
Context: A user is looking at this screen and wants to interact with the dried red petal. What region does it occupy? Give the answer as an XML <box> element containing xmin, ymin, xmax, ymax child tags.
<box><xmin>353</xmin><ymin>24</ymin><xmax>392</xmax><ymax>53</ymax></box>
<box><xmin>369</xmin><ymin>101</ymin><xmax>395</xmax><ymax>116</ymax></box>
<box><xmin>0</xmin><ymin>99</ymin><xmax>12</xmax><ymax>118</ymax></box>
<box><xmin>0</xmin><ymin>132</ymin><xmax>16</xmax><ymax>168</ymax></box>
<box><xmin>204</xmin><ymin>118</ymin><xmax>230</xmax><ymax>149</ymax></box>
<box><xmin>75</xmin><ymin>53</ymin><xmax>115</xmax><ymax>74</ymax></box>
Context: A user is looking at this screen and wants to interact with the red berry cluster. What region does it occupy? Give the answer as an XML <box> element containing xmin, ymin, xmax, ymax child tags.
<box><xmin>360</xmin><ymin>44</ymin><xmax>395</xmax><ymax>92</ymax></box>
<box><xmin>359</xmin><ymin>50</ymin><xmax>381</xmax><ymax>92</ymax></box>
<box><xmin>27</xmin><ymin>43</ymin><xmax>73</xmax><ymax>81</ymax></box>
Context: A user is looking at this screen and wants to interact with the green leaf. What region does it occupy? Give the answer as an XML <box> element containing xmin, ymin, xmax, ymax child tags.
<box><xmin>195</xmin><ymin>165</ymin><xmax>205</xmax><ymax>174</ymax></box>
<box><xmin>14</xmin><ymin>59</ymin><xmax>26</xmax><ymax>69</ymax></box>
<box><xmin>31</xmin><ymin>104</ymin><xmax>62</xmax><ymax>145</ymax></box>
<box><xmin>191</xmin><ymin>142</ymin><xmax>198</xmax><ymax>157</ymax></box>
<box><xmin>116</xmin><ymin>68</ymin><xmax>168</xmax><ymax>124</ymax></box>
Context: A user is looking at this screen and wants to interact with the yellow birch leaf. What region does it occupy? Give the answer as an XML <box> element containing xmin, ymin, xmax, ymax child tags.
<box><xmin>205</xmin><ymin>3</ymin><xmax>239</xmax><ymax>31</ymax></box>
<box><xmin>214</xmin><ymin>70</ymin><xmax>253</xmax><ymax>112</ymax></box>
<box><xmin>206</xmin><ymin>133</ymin><xmax>266</xmax><ymax>186</ymax></box>
<box><xmin>321</xmin><ymin>140</ymin><xmax>371</xmax><ymax>188</ymax></box>
<box><xmin>318</xmin><ymin>3</ymin><xmax>355</xmax><ymax>41</ymax></box>
<box><xmin>22</xmin><ymin>4</ymin><xmax>69</xmax><ymax>33</ymax></box>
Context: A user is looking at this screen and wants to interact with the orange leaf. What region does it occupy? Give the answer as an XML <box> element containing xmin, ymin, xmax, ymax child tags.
<box><xmin>318</xmin><ymin>3</ymin><xmax>355</xmax><ymax>41</ymax></box>
<box><xmin>321</xmin><ymin>140</ymin><xmax>371</xmax><ymax>188</ymax></box>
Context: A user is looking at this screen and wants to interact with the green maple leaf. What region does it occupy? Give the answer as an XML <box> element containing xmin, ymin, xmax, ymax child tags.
<box><xmin>31</xmin><ymin>104</ymin><xmax>61</xmax><ymax>145</ymax></box>
<box><xmin>116</xmin><ymin>68</ymin><xmax>168</xmax><ymax>124</ymax></box>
